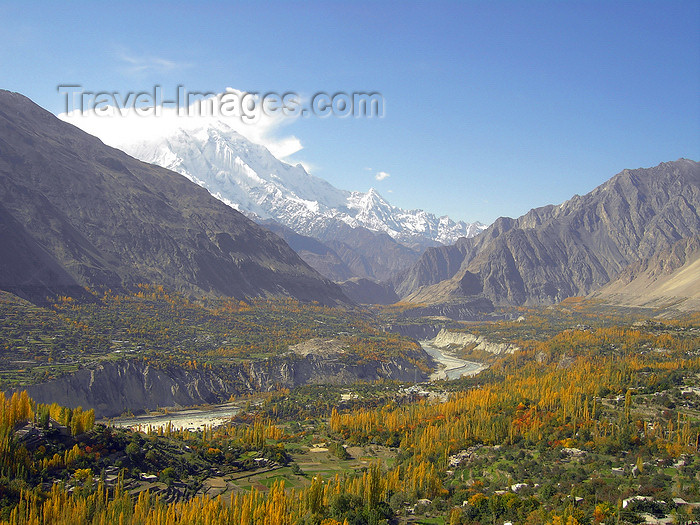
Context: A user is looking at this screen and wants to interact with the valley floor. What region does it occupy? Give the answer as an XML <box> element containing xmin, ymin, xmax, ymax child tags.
<box><xmin>1</xmin><ymin>296</ymin><xmax>699</xmax><ymax>524</ymax></box>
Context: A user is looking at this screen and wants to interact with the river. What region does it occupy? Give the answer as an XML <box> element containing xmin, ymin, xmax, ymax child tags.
<box><xmin>107</xmin><ymin>402</ymin><xmax>242</xmax><ymax>431</ymax></box>
<box><xmin>106</xmin><ymin>344</ymin><xmax>484</xmax><ymax>430</ymax></box>
<box><xmin>420</xmin><ymin>341</ymin><xmax>486</xmax><ymax>381</ymax></box>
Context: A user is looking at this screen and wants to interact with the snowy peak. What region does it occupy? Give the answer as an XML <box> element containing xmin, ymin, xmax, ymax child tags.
<box><xmin>123</xmin><ymin>119</ymin><xmax>348</xmax><ymax>222</ymax></box>
<box><xmin>64</xmin><ymin>115</ymin><xmax>485</xmax><ymax>246</ymax></box>
<box><xmin>344</xmin><ymin>187</ymin><xmax>485</xmax><ymax>245</ymax></box>
<box><xmin>348</xmin><ymin>188</ymin><xmax>396</xmax><ymax>225</ymax></box>
<box><xmin>363</xmin><ymin>187</ymin><xmax>385</xmax><ymax>204</ymax></box>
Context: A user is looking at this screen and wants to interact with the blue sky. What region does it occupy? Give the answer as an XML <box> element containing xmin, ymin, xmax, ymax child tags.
<box><xmin>1</xmin><ymin>1</ymin><xmax>698</xmax><ymax>224</ymax></box>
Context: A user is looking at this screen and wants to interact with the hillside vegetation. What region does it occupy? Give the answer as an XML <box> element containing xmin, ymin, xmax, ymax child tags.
<box><xmin>0</xmin><ymin>299</ymin><xmax>698</xmax><ymax>524</ymax></box>
<box><xmin>0</xmin><ymin>287</ymin><xmax>424</xmax><ymax>391</ymax></box>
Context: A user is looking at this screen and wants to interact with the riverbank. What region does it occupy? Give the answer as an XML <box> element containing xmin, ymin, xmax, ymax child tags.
<box><xmin>103</xmin><ymin>342</ymin><xmax>486</xmax><ymax>431</ymax></box>
<box><xmin>106</xmin><ymin>402</ymin><xmax>244</xmax><ymax>431</ymax></box>
<box><xmin>420</xmin><ymin>341</ymin><xmax>487</xmax><ymax>380</ymax></box>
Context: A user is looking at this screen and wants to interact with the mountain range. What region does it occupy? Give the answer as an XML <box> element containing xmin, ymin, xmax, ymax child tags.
<box><xmin>61</xmin><ymin>113</ymin><xmax>486</xmax><ymax>282</ymax></box>
<box><xmin>0</xmin><ymin>90</ymin><xmax>347</xmax><ymax>305</ymax></box>
<box><xmin>260</xmin><ymin>217</ymin><xmax>422</xmax><ymax>282</ymax></box>
<box><xmin>91</xmin><ymin>118</ymin><xmax>486</xmax><ymax>247</ymax></box>
<box><xmin>1</xmin><ymin>90</ymin><xmax>697</xmax><ymax>313</ymax></box>
<box><xmin>396</xmin><ymin>159</ymin><xmax>700</xmax><ymax>307</ymax></box>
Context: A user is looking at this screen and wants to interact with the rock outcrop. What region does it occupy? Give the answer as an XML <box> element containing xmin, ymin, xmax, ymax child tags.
<box><xmin>430</xmin><ymin>328</ymin><xmax>519</xmax><ymax>355</ymax></box>
<box><xmin>593</xmin><ymin>235</ymin><xmax>700</xmax><ymax>312</ymax></box>
<box><xmin>395</xmin><ymin>298</ymin><xmax>496</xmax><ymax>321</ymax></box>
<box><xmin>19</xmin><ymin>349</ymin><xmax>429</xmax><ymax>418</ymax></box>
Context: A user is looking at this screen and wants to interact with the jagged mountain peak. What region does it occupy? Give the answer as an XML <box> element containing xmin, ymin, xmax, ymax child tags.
<box><xmin>365</xmin><ymin>187</ymin><xmax>383</xmax><ymax>199</ymax></box>
<box><xmin>123</xmin><ymin>118</ymin><xmax>347</xmax><ymax>217</ymax></box>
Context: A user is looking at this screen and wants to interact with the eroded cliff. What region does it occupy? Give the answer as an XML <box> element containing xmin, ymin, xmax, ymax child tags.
<box><xmin>20</xmin><ymin>349</ymin><xmax>428</xmax><ymax>418</ymax></box>
<box><xmin>430</xmin><ymin>328</ymin><xmax>519</xmax><ymax>355</ymax></box>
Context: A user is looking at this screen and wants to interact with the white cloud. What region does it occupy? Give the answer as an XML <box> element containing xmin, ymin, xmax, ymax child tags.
<box><xmin>116</xmin><ymin>48</ymin><xmax>190</xmax><ymax>76</ymax></box>
<box><xmin>375</xmin><ymin>171</ymin><xmax>391</xmax><ymax>181</ymax></box>
<box><xmin>57</xmin><ymin>87</ymin><xmax>304</xmax><ymax>163</ymax></box>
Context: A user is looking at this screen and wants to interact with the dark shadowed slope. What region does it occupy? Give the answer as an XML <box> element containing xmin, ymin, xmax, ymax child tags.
<box><xmin>256</xmin><ymin>219</ymin><xmax>357</xmax><ymax>282</ymax></box>
<box><xmin>0</xmin><ymin>90</ymin><xmax>348</xmax><ymax>305</ymax></box>
<box><xmin>338</xmin><ymin>277</ymin><xmax>400</xmax><ymax>305</ymax></box>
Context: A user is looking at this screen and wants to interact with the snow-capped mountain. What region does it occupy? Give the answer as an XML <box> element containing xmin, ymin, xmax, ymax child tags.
<box><xmin>65</xmin><ymin>116</ymin><xmax>485</xmax><ymax>246</ymax></box>
<box><xmin>345</xmin><ymin>188</ymin><xmax>486</xmax><ymax>245</ymax></box>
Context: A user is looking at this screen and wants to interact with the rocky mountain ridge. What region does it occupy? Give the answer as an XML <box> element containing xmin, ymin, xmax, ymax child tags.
<box><xmin>60</xmin><ymin>111</ymin><xmax>486</xmax><ymax>282</ymax></box>
<box><xmin>65</xmin><ymin>116</ymin><xmax>487</xmax><ymax>248</ymax></box>
<box><xmin>0</xmin><ymin>90</ymin><xmax>346</xmax><ymax>305</ymax></box>
<box><xmin>261</xmin><ymin>218</ymin><xmax>421</xmax><ymax>282</ymax></box>
<box><xmin>398</xmin><ymin>159</ymin><xmax>700</xmax><ymax>306</ymax></box>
